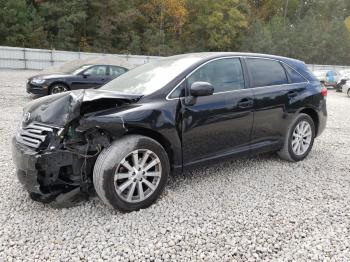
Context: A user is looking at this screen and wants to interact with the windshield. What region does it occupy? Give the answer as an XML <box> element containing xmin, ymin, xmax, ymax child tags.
<box><xmin>100</xmin><ymin>55</ymin><xmax>204</xmax><ymax>95</ymax></box>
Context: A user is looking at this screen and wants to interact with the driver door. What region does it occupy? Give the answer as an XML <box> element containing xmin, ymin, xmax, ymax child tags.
<box><xmin>181</xmin><ymin>57</ymin><xmax>254</xmax><ymax>167</ymax></box>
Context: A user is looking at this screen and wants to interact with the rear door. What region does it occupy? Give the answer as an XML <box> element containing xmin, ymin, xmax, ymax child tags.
<box><xmin>245</xmin><ymin>57</ymin><xmax>308</xmax><ymax>153</ymax></box>
<box><xmin>181</xmin><ymin>57</ymin><xmax>254</xmax><ymax>166</ymax></box>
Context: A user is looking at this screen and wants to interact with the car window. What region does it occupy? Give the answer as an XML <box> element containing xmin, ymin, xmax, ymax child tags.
<box><xmin>246</xmin><ymin>58</ymin><xmax>288</xmax><ymax>87</ymax></box>
<box><xmin>84</xmin><ymin>65</ymin><xmax>107</xmax><ymax>76</ymax></box>
<box><xmin>110</xmin><ymin>66</ymin><xmax>127</xmax><ymax>77</ymax></box>
<box><xmin>168</xmin><ymin>80</ymin><xmax>186</xmax><ymax>99</ymax></box>
<box><xmin>187</xmin><ymin>58</ymin><xmax>245</xmax><ymax>93</ymax></box>
<box><xmin>284</xmin><ymin>65</ymin><xmax>307</xmax><ymax>83</ymax></box>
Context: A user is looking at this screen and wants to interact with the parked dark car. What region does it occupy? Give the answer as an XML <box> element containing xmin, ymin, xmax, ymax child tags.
<box><xmin>26</xmin><ymin>64</ymin><xmax>128</xmax><ymax>95</ymax></box>
<box><xmin>12</xmin><ymin>53</ymin><xmax>327</xmax><ymax>211</ymax></box>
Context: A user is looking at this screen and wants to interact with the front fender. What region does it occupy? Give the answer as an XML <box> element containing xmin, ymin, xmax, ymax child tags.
<box><xmin>77</xmin><ymin>105</ymin><xmax>183</xmax><ymax>172</ymax></box>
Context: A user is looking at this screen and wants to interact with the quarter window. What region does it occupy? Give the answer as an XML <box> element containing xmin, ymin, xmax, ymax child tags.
<box><xmin>168</xmin><ymin>80</ymin><xmax>186</xmax><ymax>99</ymax></box>
<box><xmin>110</xmin><ymin>66</ymin><xmax>127</xmax><ymax>77</ymax></box>
<box><xmin>246</xmin><ymin>58</ymin><xmax>288</xmax><ymax>87</ymax></box>
<box><xmin>187</xmin><ymin>58</ymin><xmax>245</xmax><ymax>93</ymax></box>
<box><xmin>284</xmin><ymin>65</ymin><xmax>307</xmax><ymax>83</ymax></box>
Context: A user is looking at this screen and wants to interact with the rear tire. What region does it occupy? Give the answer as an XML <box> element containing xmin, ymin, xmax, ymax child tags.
<box><xmin>278</xmin><ymin>113</ymin><xmax>315</xmax><ymax>162</ymax></box>
<box><xmin>347</xmin><ymin>89</ymin><xmax>350</xmax><ymax>98</ymax></box>
<box><xmin>93</xmin><ymin>135</ymin><xmax>170</xmax><ymax>212</ymax></box>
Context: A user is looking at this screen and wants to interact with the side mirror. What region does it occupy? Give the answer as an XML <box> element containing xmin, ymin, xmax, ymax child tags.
<box><xmin>82</xmin><ymin>72</ymin><xmax>90</xmax><ymax>78</ymax></box>
<box><xmin>190</xmin><ymin>82</ymin><xmax>214</xmax><ymax>97</ymax></box>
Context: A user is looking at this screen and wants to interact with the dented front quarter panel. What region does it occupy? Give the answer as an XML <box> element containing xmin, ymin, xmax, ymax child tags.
<box><xmin>78</xmin><ymin>99</ymin><xmax>183</xmax><ymax>170</ymax></box>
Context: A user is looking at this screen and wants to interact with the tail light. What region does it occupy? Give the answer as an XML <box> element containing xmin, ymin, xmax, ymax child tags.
<box><xmin>321</xmin><ymin>84</ymin><xmax>327</xmax><ymax>97</ymax></box>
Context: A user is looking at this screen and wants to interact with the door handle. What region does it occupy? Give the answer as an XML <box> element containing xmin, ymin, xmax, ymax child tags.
<box><xmin>288</xmin><ymin>91</ymin><xmax>298</xmax><ymax>98</ymax></box>
<box><xmin>238</xmin><ymin>98</ymin><xmax>254</xmax><ymax>109</ymax></box>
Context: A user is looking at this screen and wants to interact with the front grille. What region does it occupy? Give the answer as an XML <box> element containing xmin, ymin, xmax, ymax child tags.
<box><xmin>16</xmin><ymin>122</ymin><xmax>59</xmax><ymax>149</ymax></box>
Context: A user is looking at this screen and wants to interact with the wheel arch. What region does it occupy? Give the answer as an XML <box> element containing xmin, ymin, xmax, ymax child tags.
<box><xmin>299</xmin><ymin>107</ymin><xmax>319</xmax><ymax>135</ymax></box>
<box><xmin>124</xmin><ymin>128</ymin><xmax>180</xmax><ymax>174</ymax></box>
<box><xmin>80</xmin><ymin>112</ymin><xmax>182</xmax><ymax>174</ymax></box>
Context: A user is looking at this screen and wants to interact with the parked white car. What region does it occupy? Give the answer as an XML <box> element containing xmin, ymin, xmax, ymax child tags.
<box><xmin>335</xmin><ymin>71</ymin><xmax>350</xmax><ymax>92</ymax></box>
<box><xmin>338</xmin><ymin>70</ymin><xmax>350</xmax><ymax>96</ymax></box>
<box><xmin>342</xmin><ymin>81</ymin><xmax>350</xmax><ymax>97</ymax></box>
<box><xmin>339</xmin><ymin>69</ymin><xmax>350</xmax><ymax>78</ymax></box>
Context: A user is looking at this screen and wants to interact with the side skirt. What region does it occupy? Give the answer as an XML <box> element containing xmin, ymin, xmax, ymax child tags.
<box><xmin>182</xmin><ymin>139</ymin><xmax>282</xmax><ymax>172</ymax></box>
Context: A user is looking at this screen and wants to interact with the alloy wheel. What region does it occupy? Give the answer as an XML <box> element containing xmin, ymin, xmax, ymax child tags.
<box><xmin>51</xmin><ymin>85</ymin><xmax>68</xmax><ymax>94</ymax></box>
<box><xmin>114</xmin><ymin>149</ymin><xmax>162</xmax><ymax>203</ymax></box>
<box><xmin>291</xmin><ymin>121</ymin><xmax>312</xmax><ymax>156</ymax></box>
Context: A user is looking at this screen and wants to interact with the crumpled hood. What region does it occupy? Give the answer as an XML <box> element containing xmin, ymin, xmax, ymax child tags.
<box><xmin>22</xmin><ymin>90</ymin><xmax>142</xmax><ymax>127</ymax></box>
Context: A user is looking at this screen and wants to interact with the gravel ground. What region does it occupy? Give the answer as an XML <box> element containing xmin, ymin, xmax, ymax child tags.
<box><xmin>0</xmin><ymin>70</ymin><xmax>350</xmax><ymax>261</ymax></box>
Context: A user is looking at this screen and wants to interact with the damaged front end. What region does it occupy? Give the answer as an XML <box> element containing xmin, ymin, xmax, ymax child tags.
<box><xmin>12</xmin><ymin>89</ymin><xmax>141</xmax><ymax>207</ymax></box>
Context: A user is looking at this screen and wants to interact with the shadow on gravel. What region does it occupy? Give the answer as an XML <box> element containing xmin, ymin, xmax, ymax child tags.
<box><xmin>167</xmin><ymin>152</ymin><xmax>279</xmax><ymax>191</ymax></box>
<box><xmin>23</xmin><ymin>152</ymin><xmax>280</xmax><ymax>213</ymax></box>
<box><xmin>28</xmin><ymin>94</ymin><xmax>43</xmax><ymax>100</ymax></box>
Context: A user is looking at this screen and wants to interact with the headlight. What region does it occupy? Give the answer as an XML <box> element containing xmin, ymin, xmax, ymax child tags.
<box><xmin>18</xmin><ymin>111</ymin><xmax>31</xmax><ymax>130</ymax></box>
<box><xmin>31</xmin><ymin>78</ymin><xmax>46</xmax><ymax>84</ymax></box>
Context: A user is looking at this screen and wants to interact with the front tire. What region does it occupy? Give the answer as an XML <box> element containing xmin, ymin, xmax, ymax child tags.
<box><xmin>49</xmin><ymin>83</ymin><xmax>69</xmax><ymax>95</ymax></box>
<box><xmin>93</xmin><ymin>135</ymin><xmax>170</xmax><ymax>212</ymax></box>
<box><xmin>278</xmin><ymin>113</ymin><xmax>315</xmax><ymax>162</ymax></box>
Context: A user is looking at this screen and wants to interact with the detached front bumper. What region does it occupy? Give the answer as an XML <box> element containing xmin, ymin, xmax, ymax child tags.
<box><xmin>12</xmin><ymin>138</ymin><xmax>42</xmax><ymax>194</ymax></box>
<box><xmin>11</xmin><ymin>137</ymin><xmax>86</xmax><ymax>203</ymax></box>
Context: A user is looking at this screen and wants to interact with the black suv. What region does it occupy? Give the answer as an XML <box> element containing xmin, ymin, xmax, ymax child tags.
<box><xmin>12</xmin><ymin>53</ymin><xmax>327</xmax><ymax>211</ymax></box>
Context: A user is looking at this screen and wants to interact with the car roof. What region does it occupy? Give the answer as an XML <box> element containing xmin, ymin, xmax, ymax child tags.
<box><xmin>162</xmin><ymin>52</ymin><xmax>314</xmax><ymax>81</ymax></box>
<box><xmin>162</xmin><ymin>52</ymin><xmax>308</xmax><ymax>74</ymax></box>
<box><xmin>83</xmin><ymin>64</ymin><xmax>127</xmax><ymax>68</ymax></box>
<box><xmin>167</xmin><ymin>52</ymin><xmax>304</xmax><ymax>64</ymax></box>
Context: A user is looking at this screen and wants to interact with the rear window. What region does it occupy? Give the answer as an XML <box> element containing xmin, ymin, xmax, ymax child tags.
<box><xmin>110</xmin><ymin>66</ymin><xmax>127</xmax><ymax>77</ymax></box>
<box><xmin>284</xmin><ymin>65</ymin><xmax>307</xmax><ymax>83</ymax></box>
<box><xmin>246</xmin><ymin>58</ymin><xmax>288</xmax><ymax>87</ymax></box>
